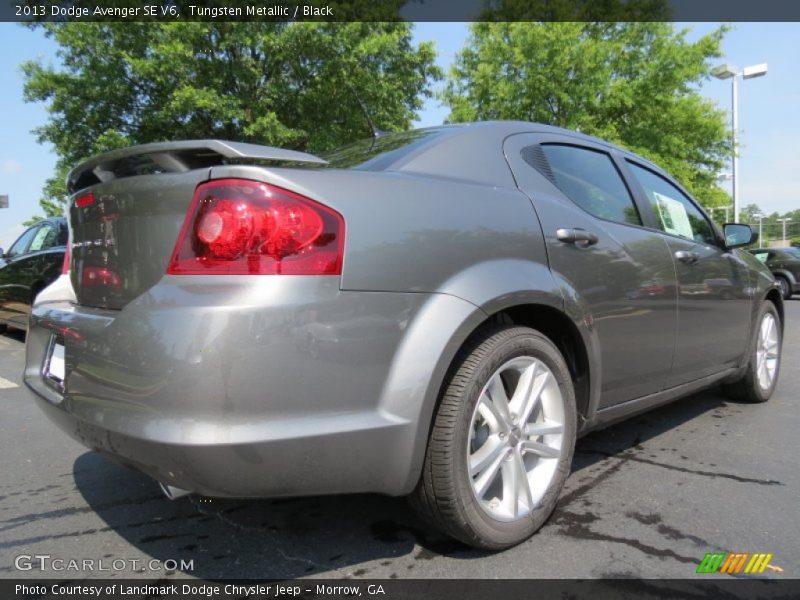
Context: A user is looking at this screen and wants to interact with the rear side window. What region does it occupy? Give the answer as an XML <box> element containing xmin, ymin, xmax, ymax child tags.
<box><xmin>627</xmin><ymin>162</ymin><xmax>716</xmax><ymax>246</ymax></box>
<box><xmin>752</xmin><ymin>251</ymin><xmax>770</xmax><ymax>263</ymax></box>
<box><xmin>29</xmin><ymin>223</ymin><xmax>59</xmax><ymax>252</ymax></box>
<box><xmin>535</xmin><ymin>144</ymin><xmax>641</xmax><ymax>226</ymax></box>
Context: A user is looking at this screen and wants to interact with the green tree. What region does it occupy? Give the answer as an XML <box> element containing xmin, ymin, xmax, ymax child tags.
<box><xmin>22</xmin><ymin>21</ymin><xmax>440</xmax><ymax>218</ymax></box>
<box><xmin>740</xmin><ymin>203</ymin><xmax>763</xmax><ymax>224</ymax></box>
<box><xmin>443</xmin><ymin>22</ymin><xmax>732</xmax><ymax>208</ymax></box>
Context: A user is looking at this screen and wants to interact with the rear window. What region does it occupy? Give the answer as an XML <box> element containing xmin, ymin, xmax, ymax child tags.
<box><xmin>320</xmin><ymin>129</ymin><xmax>445</xmax><ymax>170</ymax></box>
<box><xmin>783</xmin><ymin>248</ymin><xmax>800</xmax><ymax>259</ymax></box>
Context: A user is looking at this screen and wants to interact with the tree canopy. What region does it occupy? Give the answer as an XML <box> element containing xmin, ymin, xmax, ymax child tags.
<box><xmin>23</xmin><ymin>21</ymin><xmax>440</xmax><ymax>218</ymax></box>
<box><xmin>443</xmin><ymin>22</ymin><xmax>732</xmax><ymax>208</ymax></box>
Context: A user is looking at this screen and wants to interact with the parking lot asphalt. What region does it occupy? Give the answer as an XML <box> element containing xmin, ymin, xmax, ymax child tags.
<box><xmin>0</xmin><ymin>300</ymin><xmax>798</xmax><ymax>581</ymax></box>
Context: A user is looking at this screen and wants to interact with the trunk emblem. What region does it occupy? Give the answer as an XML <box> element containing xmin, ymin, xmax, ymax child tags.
<box><xmin>72</xmin><ymin>239</ymin><xmax>115</xmax><ymax>249</ymax></box>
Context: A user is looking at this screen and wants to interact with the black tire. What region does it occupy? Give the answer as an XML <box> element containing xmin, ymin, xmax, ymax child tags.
<box><xmin>722</xmin><ymin>301</ymin><xmax>782</xmax><ymax>403</ymax></box>
<box><xmin>410</xmin><ymin>324</ymin><xmax>577</xmax><ymax>550</ymax></box>
<box><xmin>776</xmin><ymin>276</ymin><xmax>792</xmax><ymax>301</ymax></box>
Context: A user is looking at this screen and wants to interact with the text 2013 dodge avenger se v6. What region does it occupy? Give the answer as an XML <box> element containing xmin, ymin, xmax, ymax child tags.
<box><xmin>25</xmin><ymin>122</ymin><xmax>783</xmax><ymax>549</ymax></box>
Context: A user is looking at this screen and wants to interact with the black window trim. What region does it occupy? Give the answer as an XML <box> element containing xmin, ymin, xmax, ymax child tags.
<box><xmin>524</xmin><ymin>140</ymin><xmax>648</xmax><ymax>231</ymax></box>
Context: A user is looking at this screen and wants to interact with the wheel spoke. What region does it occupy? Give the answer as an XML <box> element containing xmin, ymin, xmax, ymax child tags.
<box><xmin>514</xmin><ymin>450</ymin><xmax>534</xmax><ymax>513</ymax></box>
<box><xmin>520</xmin><ymin>440</ymin><xmax>560</xmax><ymax>459</ymax></box>
<box><xmin>485</xmin><ymin>373</ymin><xmax>512</xmax><ymax>428</ymax></box>
<box><xmin>524</xmin><ymin>421</ymin><xmax>563</xmax><ymax>437</ymax></box>
<box><xmin>509</xmin><ymin>363</ymin><xmax>537</xmax><ymax>415</ymax></box>
<box><xmin>473</xmin><ymin>447</ymin><xmax>508</xmax><ymax>498</ymax></box>
<box><xmin>517</xmin><ymin>369</ymin><xmax>550</xmax><ymax>427</ymax></box>
<box><xmin>469</xmin><ymin>435</ymin><xmax>507</xmax><ymax>477</ymax></box>
<box><xmin>759</xmin><ymin>361</ymin><xmax>769</xmax><ymax>387</ymax></box>
<box><xmin>501</xmin><ymin>455</ymin><xmax>520</xmax><ymax>517</ymax></box>
<box><xmin>477</xmin><ymin>395</ymin><xmax>503</xmax><ymax>432</ymax></box>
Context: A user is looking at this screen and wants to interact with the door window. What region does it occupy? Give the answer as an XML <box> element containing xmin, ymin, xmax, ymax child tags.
<box><xmin>627</xmin><ymin>162</ymin><xmax>717</xmax><ymax>246</ymax></box>
<box><xmin>534</xmin><ymin>144</ymin><xmax>642</xmax><ymax>226</ymax></box>
<box><xmin>6</xmin><ymin>226</ymin><xmax>39</xmax><ymax>258</ymax></box>
<box><xmin>28</xmin><ymin>223</ymin><xmax>58</xmax><ymax>252</ymax></box>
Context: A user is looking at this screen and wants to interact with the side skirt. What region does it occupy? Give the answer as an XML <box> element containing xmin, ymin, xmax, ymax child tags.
<box><xmin>579</xmin><ymin>368</ymin><xmax>739</xmax><ymax>436</ymax></box>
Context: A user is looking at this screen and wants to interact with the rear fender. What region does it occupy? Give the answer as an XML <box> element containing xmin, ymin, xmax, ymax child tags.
<box><xmin>383</xmin><ymin>259</ymin><xmax>600</xmax><ymax>493</ymax></box>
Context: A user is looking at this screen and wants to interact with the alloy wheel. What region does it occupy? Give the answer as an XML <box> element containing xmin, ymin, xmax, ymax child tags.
<box><xmin>467</xmin><ymin>357</ymin><xmax>565</xmax><ymax>521</ymax></box>
<box><xmin>778</xmin><ymin>278</ymin><xmax>790</xmax><ymax>299</ymax></box>
<box><xmin>755</xmin><ymin>312</ymin><xmax>779</xmax><ymax>391</ymax></box>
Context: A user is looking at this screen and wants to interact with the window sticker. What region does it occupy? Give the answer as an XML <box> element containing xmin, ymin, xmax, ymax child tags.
<box><xmin>653</xmin><ymin>192</ymin><xmax>693</xmax><ymax>239</ymax></box>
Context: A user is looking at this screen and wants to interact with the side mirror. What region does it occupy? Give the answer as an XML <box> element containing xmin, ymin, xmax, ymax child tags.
<box><xmin>723</xmin><ymin>223</ymin><xmax>757</xmax><ymax>249</ymax></box>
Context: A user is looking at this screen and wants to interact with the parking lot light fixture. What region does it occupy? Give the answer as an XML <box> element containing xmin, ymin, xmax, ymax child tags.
<box><xmin>712</xmin><ymin>62</ymin><xmax>768</xmax><ymax>224</ymax></box>
<box><xmin>754</xmin><ymin>213</ymin><xmax>766</xmax><ymax>243</ymax></box>
<box><xmin>778</xmin><ymin>218</ymin><xmax>791</xmax><ymax>246</ymax></box>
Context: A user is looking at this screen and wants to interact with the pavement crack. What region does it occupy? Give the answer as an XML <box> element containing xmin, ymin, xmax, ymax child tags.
<box><xmin>0</xmin><ymin>494</ymin><xmax>164</xmax><ymax>532</ymax></box>
<box><xmin>553</xmin><ymin>509</ymin><xmax>698</xmax><ymax>565</ymax></box>
<box><xmin>557</xmin><ymin>456</ymin><xmax>627</xmax><ymax>508</ymax></box>
<box><xmin>626</xmin><ymin>511</ymin><xmax>713</xmax><ymax>548</ymax></box>
<box><xmin>187</xmin><ymin>496</ymin><xmax>340</xmax><ymax>576</ymax></box>
<box><xmin>577</xmin><ymin>448</ymin><xmax>782</xmax><ymax>486</ymax></box>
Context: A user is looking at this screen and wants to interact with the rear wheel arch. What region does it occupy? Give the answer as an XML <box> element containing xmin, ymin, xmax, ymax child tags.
<box><xmin>773</xmin><ymin>274</ymin><xmax>792</xmax><ymax>300</ymax></box>
<box><xmin>487</xmin><ymin>305</ymin><xmax>591</xmax><ymax>422</ymax></box>
<box><xmin>399</xmin><ymin>294</ymin><xmax>594</xmax><ymax>495</ymax></box>
<box><xmin>30</xmin><ymin>281</ymin><xmax>46</xmax><ymax>303</ymax></box>
<box><xmin>421</xmin><ymin>303</ymin><xmax>592</xmax><ymax>455</ymax></box>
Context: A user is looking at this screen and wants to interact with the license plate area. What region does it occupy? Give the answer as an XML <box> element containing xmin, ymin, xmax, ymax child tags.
<box><xmin>43</xmin><ymin>335</ymin><xmax>66</xmax><ymax>392</ymax></box>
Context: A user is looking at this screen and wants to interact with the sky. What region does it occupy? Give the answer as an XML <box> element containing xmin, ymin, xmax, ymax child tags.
<box><xmin>1</xmin><ymin>22</ymin><xmax>799</xmax><ymax>248</ymax></box>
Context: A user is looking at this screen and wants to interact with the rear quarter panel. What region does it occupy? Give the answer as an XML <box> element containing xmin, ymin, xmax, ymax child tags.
<box><xmin>205</xmin><ymin>165</ymin><xmax>565</xmax><ymax>491</ymax></box>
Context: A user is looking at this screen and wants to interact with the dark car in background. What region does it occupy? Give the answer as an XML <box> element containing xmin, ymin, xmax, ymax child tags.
<box><xmin>0</xmin><ymin>217</ymin><xmax>67</xmax><ymax>331</ymax></box>
<box><xmin>751</xmin><ymin>247</ymin><xmax>800</xmax><ymax>299</ymax></box>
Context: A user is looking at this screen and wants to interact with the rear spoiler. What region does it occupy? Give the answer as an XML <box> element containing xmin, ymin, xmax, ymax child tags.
<box><xmin>66</xmin><ymin>140</ymin><xmax>328</xmax><ymax>193</ymax></box>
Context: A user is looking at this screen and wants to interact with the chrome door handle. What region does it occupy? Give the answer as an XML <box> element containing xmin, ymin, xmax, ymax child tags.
<box><xmin>675</xmin><ymin>250</ymin><xmax>700</xmax><ymax>264</ymax></box>
<box><xmin>556</xmin><ymin>228</ymin><xmax>598</xmax><ymax>246</ymax></box>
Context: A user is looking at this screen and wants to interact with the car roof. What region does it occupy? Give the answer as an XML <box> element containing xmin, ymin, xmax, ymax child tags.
<box><xmin>364</xmin><ymin>121</ymin><xmax>667</xmax><ymax>188</ymax></box>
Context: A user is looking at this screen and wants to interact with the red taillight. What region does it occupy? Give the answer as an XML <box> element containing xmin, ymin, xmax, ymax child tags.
<box><xmin>81</xmin><ymin>266</ymin><xmax>122</xmax><ymax>290</ymax></box>
<box><xmin>62</xmin><ymin>243</ymin><xmax>71</xmax><ymax>275</ymax></box>
<box><xmin>167</xmin><ymin>179</ymin><xmax>344</xmax><ymax>275</ymax></box>
<box><xmin>75</xmin><ymin>192</ymin><xmax>94</xmax><ymax>208</ymax></box>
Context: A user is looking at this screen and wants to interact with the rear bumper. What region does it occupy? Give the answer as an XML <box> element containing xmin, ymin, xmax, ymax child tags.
<box><xmin>24</xmin><ymin>275</ymin><xmax>460</xmax><ymax>497</ymax></box>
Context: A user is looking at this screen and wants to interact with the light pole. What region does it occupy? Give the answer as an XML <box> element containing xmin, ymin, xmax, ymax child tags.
<box><xmin>777</xmin><ymin>218</ymin><xmax>791</xmax><ymax>246</ymax></box>
<box><xmin>715</xmin><ymin>173</ymin><xmax>732</xmax><ymax>222</ymax></box>
<box><xmin>712</xmin><ymin>62</ymin><xmax>768</xmax><ymax>223</ymax></box>
<box><xmin>755</xmin><ymin>213</ymin><xmax>765</xmax><ymax>244</ymax></box>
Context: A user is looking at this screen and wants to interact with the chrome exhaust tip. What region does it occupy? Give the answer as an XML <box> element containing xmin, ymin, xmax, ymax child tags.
<box><xmin>159</xmin><ymin>482</ymin><xmax>191</xmax><ymax>500</ymax></box>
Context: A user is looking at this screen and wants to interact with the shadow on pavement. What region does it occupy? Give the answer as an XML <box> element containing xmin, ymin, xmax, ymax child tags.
<box><xmin>0</xmin><ymin>328</ymin><xmax>26</xmax><ymax>343</ymax></box>
<box><xmin>72</xmin><ymin>386</ymin><xmax>745</xmax><ymax>579</ymax></box>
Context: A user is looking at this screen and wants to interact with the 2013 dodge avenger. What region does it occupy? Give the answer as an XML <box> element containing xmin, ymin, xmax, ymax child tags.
<box><xmin>25</xmin><ymin>122</ymin><xmax>783</xmax><ymax>549</ymax></box>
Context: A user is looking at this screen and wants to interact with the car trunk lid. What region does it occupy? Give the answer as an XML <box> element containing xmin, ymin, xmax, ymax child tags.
<box><xmin>67</xmin><ymin>141</ymin><xmax>327</xmax><ymax>309</ymax></box>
